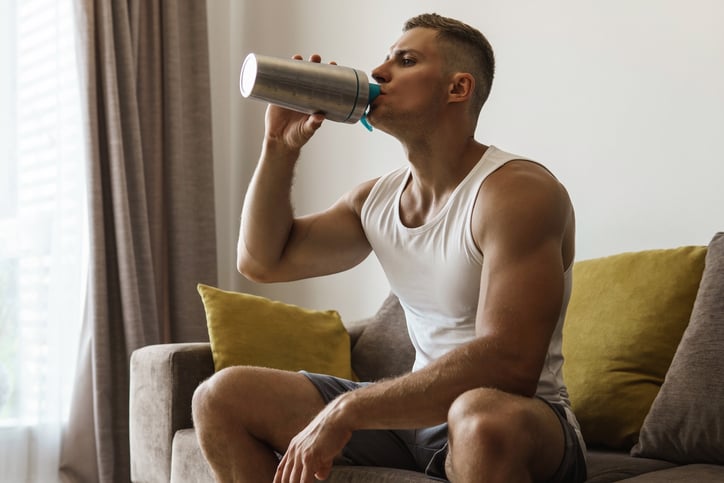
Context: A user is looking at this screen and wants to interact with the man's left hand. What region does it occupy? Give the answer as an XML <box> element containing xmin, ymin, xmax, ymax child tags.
<box><xmin>274</xmin><ymin>398</ymin><xmax>354</xmax><ymax>483</ymax></box>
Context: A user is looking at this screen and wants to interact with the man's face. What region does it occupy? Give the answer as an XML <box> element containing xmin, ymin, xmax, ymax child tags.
<box><xmin>367</xmin><ymin>27</ymin><xmax>452</xmax><ymax>133</ymax></box>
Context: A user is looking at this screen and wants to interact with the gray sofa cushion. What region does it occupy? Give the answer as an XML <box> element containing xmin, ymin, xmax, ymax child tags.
<box><xmin>329</xmin><ymin>466</ymin><xmax>439</xmax><ymax>482</ymax></box>
<box><xmin>584</xmin><ymin>450</ymin><xmax>675</xmax><ymax>483</ymax></box>
<box><xmin>615</xmin><ymin>464</ymin><xmax>724</xmax><ymax>482</ymax></box>
<box><xmin>170</xmin><ymin>428</ymin><xmax>440</xmax><ymax>483</ymax></box>
<box><xmin>171</xmin><ymin>429</ymin><xmax>215</xmax><ymax>483</ymax></box>
<box><xmin>350</xmin><ymin>293</ymin><xmax>414</xmax><ymax>381</ymax></box>
<box><xmin>631</xmin><ymin>232</ymin><xmax>724</xmax><ymax>464</ymax></box>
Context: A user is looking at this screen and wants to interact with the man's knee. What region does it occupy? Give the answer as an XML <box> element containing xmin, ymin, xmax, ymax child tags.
<box><xmin>193</xmin><ymin>367</ymin><xmax>242</xmax><ymax>427</ymax></box>
<box><xmin>447</xmin><ymin>388</ymin><xmax>568</xmax><ymax>482</ymax></box>
<box><xmin>447</xmin><ymin>388</ymin><xmax>533</xmax><ymax>452</ymax></box>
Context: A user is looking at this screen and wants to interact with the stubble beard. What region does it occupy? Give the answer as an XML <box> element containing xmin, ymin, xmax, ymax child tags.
<box><xmin>367</xmin><ymin>104</ymin><xmax>440</xmax><ymax>143</ymax></box>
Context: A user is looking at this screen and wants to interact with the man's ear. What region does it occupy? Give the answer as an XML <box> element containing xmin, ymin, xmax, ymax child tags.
<box><xmin>448</xmin><ymin>73</ymin><xmax>475</xmax><ymax>103</ymax></box>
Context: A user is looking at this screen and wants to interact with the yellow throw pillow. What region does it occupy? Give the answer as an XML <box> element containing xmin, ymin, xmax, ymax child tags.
<box><xmin>197</xmin><ymin>284</ymin><xmax>355</xmax><ymax>380</ymax></box>
<box><xmin>562</xmin><ymin>246</ymin><xmax>707</xmax><ymax>450</ymax></box>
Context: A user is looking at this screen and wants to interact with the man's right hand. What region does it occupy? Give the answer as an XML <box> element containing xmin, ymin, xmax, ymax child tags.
<box><xmin>263</xmin><ymin>54</ymin><xmax>328</xmax><ymax>151</ymax></box>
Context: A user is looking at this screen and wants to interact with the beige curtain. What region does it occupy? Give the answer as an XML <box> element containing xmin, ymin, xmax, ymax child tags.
<box><xmin>60</xmin><ymin>1</ymin><xmax>217</xmax><ymax>481</ymax></box>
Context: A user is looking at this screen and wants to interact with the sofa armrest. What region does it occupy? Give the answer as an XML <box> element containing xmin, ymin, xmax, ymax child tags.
<box><xmin>130</xmin><ymin>342</ymin><xmax>214</xmax><ymax>483</ymax></box>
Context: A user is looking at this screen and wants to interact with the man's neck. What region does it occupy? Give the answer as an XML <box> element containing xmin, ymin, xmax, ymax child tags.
<box><xmin>403</xmin><ymin>135</ymin><xmax>487</xmax><ymax>193</ymax></box>
<box><xmin>397</xmin><ymin>136</ymin><xmax>488</xmax><ymax>228</ymax></box>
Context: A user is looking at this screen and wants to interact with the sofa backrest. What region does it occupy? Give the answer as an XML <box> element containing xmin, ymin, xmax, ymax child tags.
<box><xmin>349</xmin><ymin>293</ymin><xmax>414</xmax><ymax>381</ymax></box>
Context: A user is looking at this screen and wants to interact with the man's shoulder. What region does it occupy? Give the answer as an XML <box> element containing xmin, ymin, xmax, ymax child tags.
<box><xmin>354</xmin><ymin>166</ymin><xmax>409</xmax><ymax>213</ymax></box>
<box><xmin>481</xmin><ymin>159</ymin><xmax>568</xmax><ymax>202</ymax></box>
<box><xmin>474</xmin><ymin>158</ymin><xmax>574</xmax><ymax>246</ymax></box>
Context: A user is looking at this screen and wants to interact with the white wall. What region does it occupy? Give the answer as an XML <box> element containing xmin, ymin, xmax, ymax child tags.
<box><xmin>207</xmin><ymin>0</ymin><xmax>724</xmax><ymax>322</ymax></box>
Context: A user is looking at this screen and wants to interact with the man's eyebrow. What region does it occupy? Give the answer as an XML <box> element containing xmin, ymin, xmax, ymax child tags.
<box><xmin>385</xmin><ymin>48</ymin><xmax>422</xmax><ymax>61</ymax></box>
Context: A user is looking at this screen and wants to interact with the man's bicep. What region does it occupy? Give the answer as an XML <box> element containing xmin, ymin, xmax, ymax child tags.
<box><xmin>473</xmin><ymin>240</ymin><xmax>566</xmax><ymax>394</ymax></box>
<box><xmin>471</xmin><ymin>169</ymin><xmax>570</xmax><ymax>387</ymax></box>
<box><xmin>473</xmin><ymin>162</ymin><xmax>571</xmax><ymax>330</ymax></box>
<box><xmin>240</xmin><ymin>179</ymin><xmax>376</xmax><ymax>283</ymax></box>
<box><xmin>284</xmin><ymin>203</ymin><xmax>372</xmax><ymax>277</ymax></box>
<box><xmin>476</xmin><ymin>236</ymin><xmax>566</xmax><ymax>335</ymax></box>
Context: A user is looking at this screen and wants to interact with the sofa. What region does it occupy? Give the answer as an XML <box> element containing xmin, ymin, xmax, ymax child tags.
<box><xmin>129</xmin><ymin>232</ymin><xmax>724</xmax><ymax>482</ymax></box>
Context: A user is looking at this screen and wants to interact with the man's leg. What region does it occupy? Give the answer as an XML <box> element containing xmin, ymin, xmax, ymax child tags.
<box><xmin>192</xmin><ymin>366</ymin><xmax>326</xmax><ymax>483</ymax></box>
<box><xmin>445</xmin><ymin>388</ymin><xmax>568</xmax><ymax>483</ymax></box>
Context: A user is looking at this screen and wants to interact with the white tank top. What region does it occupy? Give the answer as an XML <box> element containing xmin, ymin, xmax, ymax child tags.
<box><xmin>360</xmin><ymin>145</ymin><xmax>573</xmax><ymax>409</ymax></box>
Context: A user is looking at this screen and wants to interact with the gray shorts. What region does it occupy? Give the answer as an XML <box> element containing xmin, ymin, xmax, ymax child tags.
<box><xmin>301</xmin><ymin>372</ymin><xmax>587</xmax><ymax>482</ymax></box>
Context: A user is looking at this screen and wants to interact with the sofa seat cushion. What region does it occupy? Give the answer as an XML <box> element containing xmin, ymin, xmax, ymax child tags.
<box><xmin>171</xmin><ymin>429</ymin><xmax>214</xmax><ymax>483</ymax></box>
<box><xmin>584</xmin><ymin>449</ymin><xmax>675</xmax><ymax>483</ymax></box>
<box><xmin>615</xmin><ymin>464</ymin><xmax>724</xmax><ymax>482</ymax></box>
<box><xmin>172</xmin><ymin>428</ymin><xmax>439</xmax><ymax>483</ymax></box>
<box><xmin>329</xmin><ymin>466</ymin><xmax>440</xmax><ymax>482</ymax></box>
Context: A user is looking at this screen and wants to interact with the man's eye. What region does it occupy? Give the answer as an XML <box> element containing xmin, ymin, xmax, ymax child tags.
<box><xmin>401</xmin><ymin>58</ymin><xmax>415</xmax><ymax>66</ymax></box>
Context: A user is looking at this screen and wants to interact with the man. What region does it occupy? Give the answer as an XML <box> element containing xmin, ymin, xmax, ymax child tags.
<box><xmin>193</xmin><ymin>13</ymin><xmax>586</xmax><ymax>483</ymax></box>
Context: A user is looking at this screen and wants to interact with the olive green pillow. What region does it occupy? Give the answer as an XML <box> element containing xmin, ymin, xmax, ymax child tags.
<box><xmin>197</xmin><ymin>284</ymin><xmax>355</xmax><ymax>379</ymax></box>
<box><xmin>562</xmin><ymin>246</ymin><xmax>707</xmax><ymax>449</ymax></box>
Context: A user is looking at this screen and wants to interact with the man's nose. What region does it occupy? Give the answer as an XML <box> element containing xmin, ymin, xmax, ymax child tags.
<box><xmin>371</xmin><ymin>63</ymin><xmax>389</xmax><ymax>84</ymax></box>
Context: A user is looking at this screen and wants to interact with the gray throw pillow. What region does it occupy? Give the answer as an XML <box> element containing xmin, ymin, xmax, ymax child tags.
<box><xmin>631</xmin><ymin>232</ymin><xmax>724</xmax><ymax>464</ymax></box>
<box><xmin>351</xmin><ymin>293</ymin><xmax>414</xmax><ymax>382</ymax></box>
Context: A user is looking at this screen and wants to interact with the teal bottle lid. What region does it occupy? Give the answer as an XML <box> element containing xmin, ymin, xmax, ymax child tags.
<box><xmin>360</xmin><ymin>83</ymin><xmax>381</xmax><ymax>132</ymax></box>
<box><xmin>368</xmin><ymin>83</ymin><xmax>381</xmax><ymax>101</ymax></box>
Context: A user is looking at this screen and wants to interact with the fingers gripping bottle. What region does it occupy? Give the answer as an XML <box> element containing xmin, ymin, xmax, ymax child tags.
<box><xmin>239</xmin><ymin>53</ymin><xmax>381</xmax><ymax>131</ymax></box>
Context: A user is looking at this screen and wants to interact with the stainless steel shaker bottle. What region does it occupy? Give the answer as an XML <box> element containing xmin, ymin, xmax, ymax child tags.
<box><xmin>239</xmin><ymin>53</ymin><xmax>381</xmax><ymax>130</ymax></box>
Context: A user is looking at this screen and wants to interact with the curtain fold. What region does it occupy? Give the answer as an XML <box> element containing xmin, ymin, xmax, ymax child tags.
<box><xmin>60</xmin><ymin>1</ymin><xmax>217</xmax><ymax>481</ymax></box>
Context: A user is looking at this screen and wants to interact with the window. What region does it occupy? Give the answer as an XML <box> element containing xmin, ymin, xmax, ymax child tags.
<box><xmin>0</xmin><ymin>0</ymin><xmax>87</xmax><ymax>481</ymax></box>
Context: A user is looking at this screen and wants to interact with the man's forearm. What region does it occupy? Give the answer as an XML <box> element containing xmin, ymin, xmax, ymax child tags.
<box><xmin>237</xmin><ymin>141</ymin><xmax>300</xmax><ymax>278</ymax></box>
<box><xmin>333</xmin><ymin>337</ymin><xmax>540</xmax><ymax>432</ymax></box>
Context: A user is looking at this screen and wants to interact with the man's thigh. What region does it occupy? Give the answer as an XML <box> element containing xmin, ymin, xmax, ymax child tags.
<box><xmin>198</xmin><ymin>365</ymin><xmax>326</xmax><ymax>453</ymax></box>
<box><xmin>302</xmin><ymin>372</ymin><xmax>444</xmax><ymax>474</ymax></box>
